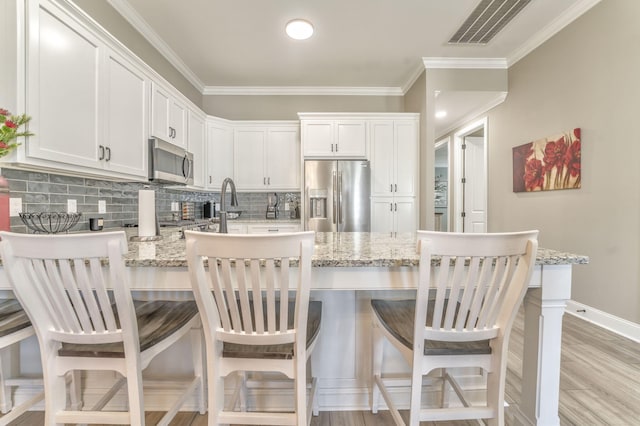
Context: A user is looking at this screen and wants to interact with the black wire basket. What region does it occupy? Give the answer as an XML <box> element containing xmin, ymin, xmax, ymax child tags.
<box><xmin>19</xmin><ymin>212</ymin><xmax>82</xmax><ymax>234</ymax></box>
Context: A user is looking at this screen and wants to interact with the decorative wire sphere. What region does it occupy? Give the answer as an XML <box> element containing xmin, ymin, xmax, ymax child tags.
<box><xmin>19</xmin><ymin>212</ymin><xmax>82</xmax><ymax>234</ymax></box>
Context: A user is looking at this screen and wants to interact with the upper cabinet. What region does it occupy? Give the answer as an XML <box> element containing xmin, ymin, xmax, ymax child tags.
<box><xmin>234</xmin><ymin>122</ymin><xmax>300</xmax><ymax>191</ymax></box>
<box><xmin>25</xmin><ymin>0</ymin><xmax>149</xmax><ymax>179</ymax></box>
<box><xmin>151</xmin><ymin>82</ymin><xmax>187</xmax><ymax>148</ymax></box>
<box><xmin>188</xmin><ymin>108</ymin><xmax>206</xmax><ymax>188</ymax></box>
<box><xmin>370</xmin><ymin>119</ymin><xmax>419</xmax><ymax>197</ymax></box>
<box><xmin>206</xmin><ymin>117</ymin><xmax>234</xmax><ymax>190</ymax></box>
<box><xmin>299</xmin><ymin>114</ymin><xmax>367</xmax><ymax>158</ymax></box>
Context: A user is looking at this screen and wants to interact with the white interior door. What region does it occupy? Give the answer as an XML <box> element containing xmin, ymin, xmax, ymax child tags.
<box><xmin>463</xmin><ymin>136</ymin><xmax>486</xmax><ymax>232</ymax></box>
<box><xmin>454</xmin><ymin>118</ymin><xmax>487</xmax><ymax>233</ymax></box>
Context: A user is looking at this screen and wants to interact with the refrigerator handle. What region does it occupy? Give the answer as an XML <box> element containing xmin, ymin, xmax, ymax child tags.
<box><xmin>338</xmin><ymin>171</ymin><xmax>343</xmax><ymax>225</ymax></box>
<box><xmin>332</xmin><ymin>171</ymin><xmax>337</xmax><ymax>225</ymax></box>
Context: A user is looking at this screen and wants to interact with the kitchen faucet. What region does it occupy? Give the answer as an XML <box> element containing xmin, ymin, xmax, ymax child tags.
<box><xmin>219</xmin><ymin>177</ymin><xmax>238</xmax><ymax>233</ymax></box>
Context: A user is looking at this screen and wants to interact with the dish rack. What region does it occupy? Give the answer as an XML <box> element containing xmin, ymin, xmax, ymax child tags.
<box><xmin>19</xmin><ymin>212</ymin><xmax>82</xmax><ymax>234</ymax></box>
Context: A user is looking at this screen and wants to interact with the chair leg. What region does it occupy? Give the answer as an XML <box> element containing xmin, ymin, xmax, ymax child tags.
<box><xmin>208</xmin><ymin>342</ymin><xmax>225</xmax><ymax>426</ymax></box>
<box><xmin>0</xmin><ymin>347</ymin><xmax>11</xmax><ymax>414</ymax></box>
<box><xmin>486</xmin><ymin>368</ymin><xmax>505</xmax><ymax>426</ymax></box>
<box><xmin>190</xmin><ymin>328</ymin><xmax>206</xmax><ymax>415</ymax></box>
<box><xmin>294</xmin><ymin>354</ymin><xmax>307</xmax><ymax>426</ymax></box>
<box><xmin>42</xmin><ymin>351</ymin><xmax>66</xmax><ymax>426</ymax></box>
<box><xmin>371</xmin><ymin>322</ymin><xmax>384</xmax><ymax>413</ymax></box>
<box><xmin>125</xmin><ymin>363</ymin><xmax>145</xmax><ymax>426</ymax></box>
<box><xmin>307</xmin><ymin>358</ymin><xmax>319</xmax><ymax>416</ymax></box>
<box><xmin>408</xmin><ymin>367</ymin><xmax>422</xmax><ymax>426</ymax></box>
<box><xmin>439</xmin><ymin>368</ymin><xmax>450</xmax><ymax>408</ymax></box>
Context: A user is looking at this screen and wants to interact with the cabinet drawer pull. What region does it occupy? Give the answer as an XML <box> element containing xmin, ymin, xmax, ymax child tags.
<box><xmin>98</xmin><ymin>145</ymin><xmax>105</xmax><ymax>160</ymax></box>
<box><xmin>105</xmin><ymin>147</ymin><xmax>111</xmax><ymax>162</ymax></box>
<box><xmin>395</xmin><ymin>184</ymin><xmax>397</xmax><ymax>192</ymax></box>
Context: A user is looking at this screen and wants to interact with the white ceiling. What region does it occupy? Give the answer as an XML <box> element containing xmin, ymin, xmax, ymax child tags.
<box><xmin>106</xmin><ymin>0</ymin><xmax>599</xmax><ymax>133</ymax></box>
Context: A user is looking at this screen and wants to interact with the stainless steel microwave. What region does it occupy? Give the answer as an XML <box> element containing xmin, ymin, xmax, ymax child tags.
<box><xmin>148</xmin><ymin>138</ymin><xmax>194</xmax><ymax>185</ymax></box>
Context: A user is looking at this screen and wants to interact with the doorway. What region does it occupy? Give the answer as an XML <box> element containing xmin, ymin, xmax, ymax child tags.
<box><xmin>453</xmin><ymin>118</ymin><xmax>487</xmax><ymax>233</ymax></box>
<box><xmin>434</xmin><ymin>138</ymin><xmax>449</xmax><ymax>231</ymax></box>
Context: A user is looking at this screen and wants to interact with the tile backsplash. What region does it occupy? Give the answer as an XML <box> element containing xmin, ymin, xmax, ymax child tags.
<box><xmin>2</xmin><ymin>168</ymin><xmax>300</xmax><ymax>233</ymax></box>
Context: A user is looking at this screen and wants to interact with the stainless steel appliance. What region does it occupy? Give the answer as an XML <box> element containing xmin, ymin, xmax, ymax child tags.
<box><xmin>304</xmin><ymin>160</ymin><xmax>370</xmax><ymax>232</ymax></box>
<box><xmin>266</xmin><ymin>192</ymin><xmax>278</xmax><ymax>219</ymax></box>
<box><xmin>148</xmin><ymin>138</ymin><xmax>194</xmax><ymax>185</ymax></box>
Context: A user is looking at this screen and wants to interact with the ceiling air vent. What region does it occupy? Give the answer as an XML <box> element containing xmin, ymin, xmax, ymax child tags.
<box><xmin>448</xmin><ymin>0</ymin><xmax>531</xmax><ymax>45</ymax></box>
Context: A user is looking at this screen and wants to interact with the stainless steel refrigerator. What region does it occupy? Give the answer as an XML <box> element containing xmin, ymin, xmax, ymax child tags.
<box><xmin>304</xmin><ymin>160</ymin><xmax>370</xmax><ymax>232</ymax></box>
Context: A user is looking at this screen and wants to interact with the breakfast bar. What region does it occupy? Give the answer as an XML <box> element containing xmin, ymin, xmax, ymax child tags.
<box><xmin>0</xmin><ymin>230</ymin><xmax>588</xmax><ymax>425</ymax></box>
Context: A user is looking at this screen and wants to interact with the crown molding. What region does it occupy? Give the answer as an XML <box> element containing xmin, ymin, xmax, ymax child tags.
<box><xmin>423</xmin><ymin>57</ymin><xmax>508</xmax><ymax>69</ymax></box>
<box><xmin>202</xmin><ymin>86</ymin><xmax>404</xmax><ymax>96</ymax></box>
<box><xmin>106</xmin><ymin>0</ymin><xmax>205</xmax><ymax>93</ymax></box>
<box><xmin>507</xmin><ymin>0</ymin><xmax>602</xmax><ymax>66</ymax></box>
<box><xmin>401</xmin><ymin>62</ymin><xmax>427</xmax><ymax>94</ymax></box>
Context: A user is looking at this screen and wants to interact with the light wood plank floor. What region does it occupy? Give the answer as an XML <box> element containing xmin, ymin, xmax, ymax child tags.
<box><xmin>5</xmin><ymin>311</ymin><xmax>640</xmax><ymax>425</ymax></box>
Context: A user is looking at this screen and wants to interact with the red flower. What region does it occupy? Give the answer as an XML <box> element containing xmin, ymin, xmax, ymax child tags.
<box><xmin>0</xmin><ymin>109</ymin><xmax>9</xmax><ymax>116</ymax></box>
<box><xmin>0</xmin><ymin>141</ymin><xmax>7</xmax><ymax>149</ymax></box>
<box><xmin>564</xmin><ymin>140</ymin><xmax>581</xmax><ymax>177</ymax></box>
<box><xmin>542</xmin><ymin>137</ymin><xmax>567</xmax><ymax>172</ymax></box>
<box><xmin>4</xmin><ymin>120</ymin><xmax>17</xmax><ymax>129</ymax></box>
<box><xmin>573</xmin><ymin>128</ymin><xmax>581</xmax><ymax>140</ymax></box>
<box><xmin>524</xmin><ymin>158</ymin><xmax>544</xmax><ymax>191</ymax></box>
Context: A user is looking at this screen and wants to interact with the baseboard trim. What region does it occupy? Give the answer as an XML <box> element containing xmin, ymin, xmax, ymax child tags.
<box><xmin>565</xmin><ymin>300</ymin><xmax>640</xmax><ymax>343</ymax></box>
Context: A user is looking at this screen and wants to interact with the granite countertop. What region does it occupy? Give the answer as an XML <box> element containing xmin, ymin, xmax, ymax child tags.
<box><xmin>123</xmin><ymin>229</ymin><xmax>590</xmax><ymax>268</ymax></box>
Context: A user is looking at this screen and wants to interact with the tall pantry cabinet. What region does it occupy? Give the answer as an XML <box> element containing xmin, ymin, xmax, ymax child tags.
<box><xmin>369</xmin><ymin>117</ymin><xmax>419</xmax><ymax>236</ymax></box>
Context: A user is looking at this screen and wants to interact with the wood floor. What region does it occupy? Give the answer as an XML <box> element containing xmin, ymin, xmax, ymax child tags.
<box><xmin>5</xmin><ymin>311</ymin><xmax>640</xmax><ymax>425</ymax></box>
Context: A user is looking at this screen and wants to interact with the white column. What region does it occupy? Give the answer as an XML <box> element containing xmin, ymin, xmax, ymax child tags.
<box><xmin>519</xmin><ymin>265</ymin><xmax>572</xmax><ymax>426</ymax></box>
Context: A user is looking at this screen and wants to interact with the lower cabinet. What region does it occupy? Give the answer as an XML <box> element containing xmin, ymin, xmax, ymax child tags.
<box><xmin>247</xmin><ymin>223</ymin><xmax>301</xmax><ymax>234</ymax></box>
<box><xmin>371</xmin><ymin>197</ymin><xmax>417</xmax><ymax>237</ymax></box>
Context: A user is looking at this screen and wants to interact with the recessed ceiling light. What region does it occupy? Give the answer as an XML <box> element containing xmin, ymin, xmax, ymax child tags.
<box><xmin>286</xmin><ymin>19</ymin><xmax>314</xmax><ymax>40</ymax></box>
<box><xmin>435</xmin><ymin>110</ymin><xmax>447</xmax><ymax>119</ymax></box>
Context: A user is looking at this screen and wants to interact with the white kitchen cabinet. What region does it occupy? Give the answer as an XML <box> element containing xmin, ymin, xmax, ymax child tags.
<box><xmin>188</xmin><ymin>108</ymin><xmax>206</xmax><ymax>188</ymax></box>
<box><xmin>371</xmin><ymin>196</ymin><xmax>417</xmax><ymax>237</ymax></box>
<box><xmin>102</xmin><ymin>50</ymin><xmax>149</xmax><ymax>178</ymax></box>
<box><xmin>370</xmin><ymin>119</ymin><xmax>419</xmax><ymax>197</ymax></box>
<box><xmin>26</xmin><ymin>0</ymin><xmax>148</xmax><ymax>178</ymax></box>
<box><xmin>151</xmin><ymin>82</ymin><xmax>187</xmax><ymax>148</ymax></box>
<box><xmin>300</xmin><ymin>118</ymin><xmax>366</xmax><ymax>158</ymax></box>
<box><xmin>234</xmin><ymin>123</ymin><xmax>300</xmax><ymax>191</ymax></box>
<box><xmin>247</xmin><ymin>223</ymin><xmax>301</xmax><ymax>234</ymax></box>
<box><xmin>26</xmin><ymin>0</ymin><xmax>102</xmax><ymax>169</ymax></box>
<box><xmin>206</xmin><ymin>118</ymin><xmax>234</xmax><ymax>190</ymax></box>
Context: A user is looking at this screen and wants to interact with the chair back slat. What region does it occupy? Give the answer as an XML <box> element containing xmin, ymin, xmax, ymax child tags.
<box><xmin>417</xmin><ymin>231</ymin><xmax>538</xmax><ymax>342</ymax></box>
<box><xmin>250</xmin><ymin>259</ymin><xmax>265</xmax><ymax>333</ymax></box>
<box><xmin>279</xmin><ymin>259</ymin><xmax>289</xmax><ymax>333</ymax></box>
<box><xmin>0</xmin><ymin>232</ymin><xmax>132</xmax><ymax>346</ymax></box>
<box><xmin>185</xmin><ymin>231</ymin><xmax>315</xmax><ymax>346</ymax></box>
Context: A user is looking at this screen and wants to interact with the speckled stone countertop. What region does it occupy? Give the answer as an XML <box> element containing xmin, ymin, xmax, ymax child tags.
<box><xmin>123</xmin><ymin>229</ymin><xmax>589</xmax><ymax>268</ymax></box>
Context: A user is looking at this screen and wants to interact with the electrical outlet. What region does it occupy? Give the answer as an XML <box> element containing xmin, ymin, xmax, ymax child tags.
<box><xmin>67</xmin><ymin>199</ymin><xmax>77</xmax><ymax>213</ymax></box>
<box><xmin>9</xmin><ymin>198</ymin><xmax>22</xmax><ymax>216</ymax></box>
<box><xmin>98</xmin><ymin>200</ymin><xmax>106</xmax><ymax>214</ymax></box>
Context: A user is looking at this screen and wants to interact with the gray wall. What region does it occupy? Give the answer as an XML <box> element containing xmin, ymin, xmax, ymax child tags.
<box><xmin>202</xmin><ymin>95</ymin><xmax>405</xmax><ymax>120</ymax></box>
<box><xmin>72</xmin><ymin>0</ymin><xmax>202</xmax><ymax>107</ymax></box>
<box><xmin>484</xmin><ymin>0</ymin><xmax>640</xmax><ymax>322</ymax></box>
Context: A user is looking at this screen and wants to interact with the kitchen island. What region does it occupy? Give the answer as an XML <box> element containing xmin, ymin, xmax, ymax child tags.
<box><xmin>0</xmin><ymin>230</ymin><xmax>587</xmax><ymax>425</ymax></box>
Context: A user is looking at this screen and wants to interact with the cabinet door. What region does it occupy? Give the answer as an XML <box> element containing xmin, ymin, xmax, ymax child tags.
<box><xmin>370</xmin><ymin>197</ymin><xmax>394</xmax><ymax>235</ymax></box>
<box><xmin>266</xmin><ymin>127</ymin><xmax>300</xmax><ymax>190</ymax></box>
<box><xmin>207</xmin><ymin>121</ymin><xmax>234</xmax><ymax>189</ymax></box>
<box><xmin>394</xmin><ymin>120</ymin><xmax>418</xmax><ymax>197</ymax></box>
<box><xmin>234</xmin><ymin>127</ymin><xmax>266</xmax><ymax>189</ymax></box>
<box><xmin>370</xmin><ymin>121</ymin><xmax>394</xmax><ymax>197</ymax></box>
<box><xmin>169</xmin><ymin>98</ymin><xmax>187</xmax><ymax>148</ymax></box>
<box><xmin>103</xmin><ymin>50</ymin><xmax>148</xmax><ymax>177</ymax></box>
<box><xmin>188</xmin><ymin>110</ymin><xmax>206</xmax><ymax>188</ymax></box>
<box><xmin>394</xmin><ymin>197</ymin><xmax>417</xmax><ymax>234</ymax></box>
<box><xmin>151</xmin><ymin>83</ymin><xmax>171</xmax><ymax>141</ymax></box>
<box><xmin>27</xmin><ymin>2</ymin><xmax>102</xmax><ymax>168</ymax></box>
<box><xmin>302</xmin><ymin>121</ymin><xmax>333</xmax><ymax>157</ymax></box>
<box><xmin>335</xmin><ymin>120</ymin><xmax>366</xmax><ymax>157</ymax></box>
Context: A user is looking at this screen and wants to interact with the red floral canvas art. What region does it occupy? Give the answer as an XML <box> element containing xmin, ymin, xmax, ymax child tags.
<box><xmin>512</xmin><ymin>128</ymin><xmax>581</xmax><ymax>192</ymax></box>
